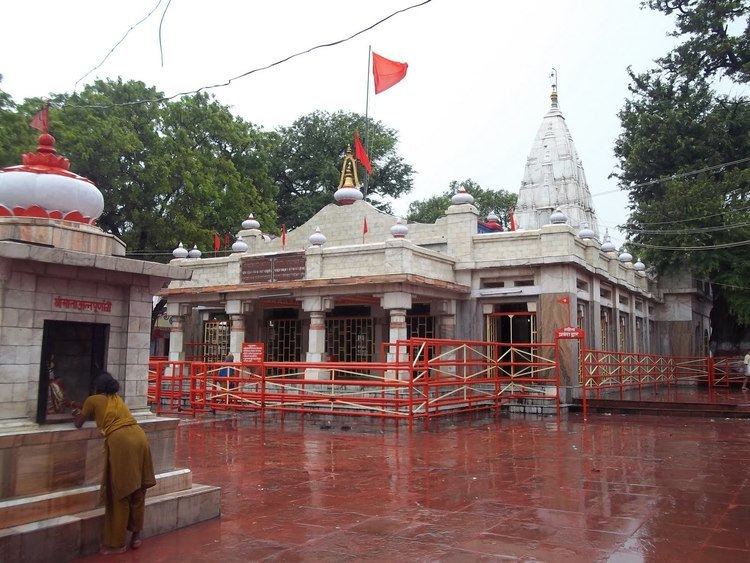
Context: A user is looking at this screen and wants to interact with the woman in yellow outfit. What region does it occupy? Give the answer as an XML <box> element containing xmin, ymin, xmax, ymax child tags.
<box><xmin>74</xmin><ymin>372</ymin><xmax>156</xmax><ymax>554</ymax></box>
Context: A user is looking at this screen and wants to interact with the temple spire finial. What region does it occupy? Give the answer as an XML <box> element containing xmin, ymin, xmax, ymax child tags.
<box><xmin>550</xmin><ymin>67</ymin><xmax>558</xmax><ymax>108</ymax></box>
<box><xmin>337</xmin><ymin>146</ymin><xmax>360</xmax><ymax>189</ymax></box>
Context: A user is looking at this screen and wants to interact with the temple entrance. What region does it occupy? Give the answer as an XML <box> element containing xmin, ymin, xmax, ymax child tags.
<box><xmin>37</xmin><ymin>320</ymin><xmax>109</xmax><ymax>423</ymax></box>
<box><xmin>485</xmin><ymin>312</ymin><xmax>537</xmax><ymax>377</ymax></box>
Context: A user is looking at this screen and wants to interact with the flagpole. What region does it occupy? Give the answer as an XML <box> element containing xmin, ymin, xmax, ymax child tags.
<box><xmin>363</xmin><ymin>44</ymin><xmax>372</xmax><ymax>197</ymax></box>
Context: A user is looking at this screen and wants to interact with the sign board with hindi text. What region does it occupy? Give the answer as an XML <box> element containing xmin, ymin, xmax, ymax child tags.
<box><xmin>240</xmin><ymin>253</ymin><xmax>305</xmax><ymax>284</ymax></box>
<box><xmin>555</xmin><ymin>326</ymin><xmax>585</xmax><ymax>340</ymax></box>
<box><xmin>241</xmin><ymin>342</ymin><xmax>265</xmax><ymax>363</ymax></box>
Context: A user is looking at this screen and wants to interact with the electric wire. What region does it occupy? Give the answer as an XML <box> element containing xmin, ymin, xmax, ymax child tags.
<box><xmin>695</xmin><ymin>279</ymin><xmax>750</xmax><ymax>291</ymax></box>
<box><xmin>158</xmin><ymin>0</ymin><xmax>174</xmax><ymax>67</ymax></box>
<box><xmin>64</xmin><ymin>0</ymin><xmax>433</xmax><ymax>109</ymax></box>
<box><xmin>590</xmin><ymin>156</ymin><xmax>750</xmax><ymax>198</ymax></box>
<box><xmin>73</xmin><ymin>0</ymin><xmax>164</xmax><ymax>91</ymax></box>
<box><xmin>627</xmin><ymin>239</ymin><xmax>750</xmax><ymax>250</ymax></box>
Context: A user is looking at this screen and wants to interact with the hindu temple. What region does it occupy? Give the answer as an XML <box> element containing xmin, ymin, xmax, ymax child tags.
<box><xmin>160</xmin><ymin>87</ymin><xmax>712</xmax><ymax>405</ymax></box>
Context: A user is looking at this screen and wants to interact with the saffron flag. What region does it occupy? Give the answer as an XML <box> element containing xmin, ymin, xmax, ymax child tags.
<box><xmin>372</xmin><ymin>52</ymin><xmax>408</xmax><ymax>94</ymax></box>
<box><xmin>213</xmin><ymin>232</ymin><xmax>221</xmax><ymax>252</ymax></box>
<box><xmin>354</xmin><ymin>131</ymin><xmax>372</xmax><ymax>174</ymax></box>
<box><xmin>508</xmin><ymin>207</ymin><xmax>517</xmax><ymax>231</ymax></box>
<box><xmin>281</xmin><ymin>224</ymin><xmax>287</xmax><ymax>249</ymax></box>
<box><xmin>363</xmin><ymin>217</ymin><xmax>369</xmax><ymax>235</ymax></box>
<box><xmin>30</xmin><ymin>105</ymin><xmax>49</xmax><ymax>133</ymax></box>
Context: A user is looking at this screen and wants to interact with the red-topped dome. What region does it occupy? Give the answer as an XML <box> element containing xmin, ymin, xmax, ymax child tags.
<box><xmin>0</xmin><ymin>133</ymin><xmax>103</xmax><ymax>224</ymax></box>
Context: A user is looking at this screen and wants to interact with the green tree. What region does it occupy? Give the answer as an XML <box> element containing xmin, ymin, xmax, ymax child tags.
<box><xmin>271</xmin><ymin>110</ymin><xmax>414</xmax><ymax>228</ymax></box>
<box><xmin>616</xmin><ymin>1</ymin><xmax>750</xmax><ymax>327</ymax></box>
<box><xmin>646</xmin><ymin>0</ymin><xmax>750</xmax><ymax>82</ymax></box>
<box><xmin>407</xmin><ymin>179</ymin><xmax>517</xmax><ymax>225</ymax></box>
<box><xmin>2</xmin><ymin>79</ymin><xmax>277</xmax><ymax>258</ymax></box>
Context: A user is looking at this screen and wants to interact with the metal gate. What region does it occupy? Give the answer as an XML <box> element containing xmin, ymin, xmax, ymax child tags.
<box><xmin>265</xmin><ymin>319</ymin><xmax>301</xmax><ymax>362</ymax></box>
<box><xmin>202</xmin><ymin>321</ymin><xmax>229</xmax><ymax>362</ymax></box>
<box><xmin>325</xmin><ymin>317</ymin><xmax>374</xmax><ymax>362</ymax></box>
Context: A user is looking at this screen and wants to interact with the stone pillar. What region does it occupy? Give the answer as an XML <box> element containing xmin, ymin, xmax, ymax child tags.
<box><xmin>302</xmin><ymin>296</ymin><xmax>332</xmax><ymax>380</ymax></box>
<box><xmin>166</xmin><ymin>302</ymin><xmax>187</xmax><ymax>362</ymax></box>
<box><xmin>381</xmin><ymin>292</ymin><xmax>412</xmax><ymax>379</ymax></box>
<box><xmin>123</xmin><ymin>283</ymin><xmax>155</xmax><ymax>410</ymax></box>
<box><xmin>225</xmin><ymin>299</ymin><xmax>246</xmax><ymax>358</ymax></box>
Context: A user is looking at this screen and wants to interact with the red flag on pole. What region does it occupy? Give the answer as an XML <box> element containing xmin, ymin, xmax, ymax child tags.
<box><xmin>362</xmin><ymin>217</ymin><xmax>368</xmax><ymax>243</ymax></box>
<box><xmin>30</xmin><ymin>105</ymin><xmax>49</xmax><ymax>133</ymax></box>
<box><xmin>354</xmin><ymin>131</ymin><xmax>372</xmax><ymax>174</ymax></box>
<box><xmin>372</xmin><ymin>52</ymin><xmax>408</xmax><ymax>94</ymax></box>
<box><xmin>281</xmin><ymin>224</ymin><xmax>287</xmax><ymax>249</ymax></box>
<box><xmin>213</xmin><ymin>233</ymin><xmax>221</xmax><ymax>252</ymax></box>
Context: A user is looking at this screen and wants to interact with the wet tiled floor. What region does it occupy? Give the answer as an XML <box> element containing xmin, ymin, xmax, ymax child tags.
<box><xmin>596</xmin><ymin>385</ymin><xmax>750</xmax><ymax>406</ymax></box>
<box><xmin>81</xmin><ymin>412</ymin><xmax>750</xmax><ymax>562</ymax></box>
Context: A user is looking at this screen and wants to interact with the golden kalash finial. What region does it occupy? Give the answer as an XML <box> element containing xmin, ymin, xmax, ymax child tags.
<box><xmin>550</xmin><ymin>67</ymin><xmax>559</xmax><ymax>108</ymax></box>
<box><xmin>338</xmin><ymin>146</ymin><xmax>360</xmax><ymax>188</ymax></box>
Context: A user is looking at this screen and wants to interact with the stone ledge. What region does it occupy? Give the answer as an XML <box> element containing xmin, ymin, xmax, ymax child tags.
<box><xmin>0</xmin><ymin>483</ymin><xmax>220</xmax><ymax>562</ymax></box>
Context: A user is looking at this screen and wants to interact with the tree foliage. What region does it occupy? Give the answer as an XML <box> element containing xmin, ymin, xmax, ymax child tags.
<box><xmin>1</xmin><ymin>79</ymin><xmax>278</xmax><ymax>258</ymax></box>
<box><xmin>616</xmin><ymin>1</ymin><xmax>750</xmax><ymax>325</ymax></box>
<box><xmin>271</xmin><ymin>110</ymin><xmax>413</xmax><ymax>228</ymax></box>
<box><xmin>646</xmin><ymin>0</ymin><xmax>750</xmax><ymax>82</ymax></box>
<box><xmin>407</xmin><ymin>179</ymin><xmax>517</xmax><ymax>225</ymax></box>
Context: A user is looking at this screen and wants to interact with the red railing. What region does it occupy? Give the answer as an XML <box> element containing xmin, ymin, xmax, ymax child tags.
<box><xmin>578</xmin><ymin>349</ymin><xmax>741</xmax><ymax>417</ymax></box>
<box><xmin>148</xmin><ymin>337</ymin><xmax>561</xmax><ymax>421</ymax></box>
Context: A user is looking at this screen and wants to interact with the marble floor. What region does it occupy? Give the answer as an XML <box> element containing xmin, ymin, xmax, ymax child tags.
<box><xmin>79</xmin><ymin>410</ymin><xmax>750</xmax><ymax>562</ymax></box>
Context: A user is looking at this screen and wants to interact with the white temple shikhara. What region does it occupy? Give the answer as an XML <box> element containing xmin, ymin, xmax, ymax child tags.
<box><xmin>516</xmin><ymin>83</ymin><xmax>599</xmax><ymax>235</ymax></box>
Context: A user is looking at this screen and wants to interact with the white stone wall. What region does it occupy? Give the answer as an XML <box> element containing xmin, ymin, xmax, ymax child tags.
<box><xmin>0</xmin><ymin>259</ymin><xmax>153</xmax><ymax>420</ymax></box>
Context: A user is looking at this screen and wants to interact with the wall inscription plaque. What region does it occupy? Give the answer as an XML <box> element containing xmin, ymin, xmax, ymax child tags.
<box><xmin>241</xmin><ymin>253</ymin><xmax>306</xmax><ymax>283</ymax></box>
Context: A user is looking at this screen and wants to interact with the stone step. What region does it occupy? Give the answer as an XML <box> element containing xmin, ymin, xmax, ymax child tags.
<box><xmin>0</xmin><ymin>468</ymin><xmax>192</xmax><ymax>529</ymax></box>
<box><xmin>0</xmin><ymin>483</ymin><xmax>220</xmax><ymax>562</ymax></box>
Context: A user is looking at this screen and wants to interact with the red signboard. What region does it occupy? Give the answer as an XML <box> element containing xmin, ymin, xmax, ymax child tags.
<box><xmin>241</xmin><ymin>342</ymin><xmax>265</xmax><ymax>363</ymax></box>
<box><xmin>555</xmin><ymin>326</ymin><xmax>585</xmax><ymax>340</ymax></box>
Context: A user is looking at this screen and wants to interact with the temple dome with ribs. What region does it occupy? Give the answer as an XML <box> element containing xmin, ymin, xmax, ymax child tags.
<box><xmin>515</xmin><ymin>84</ymin><xmax>599</xmax><ymax>235</ymax></box>
<box><xmin>0</xmin><ymin>133</ymin><xmax>104</xmax><ymax>224</ymax></box>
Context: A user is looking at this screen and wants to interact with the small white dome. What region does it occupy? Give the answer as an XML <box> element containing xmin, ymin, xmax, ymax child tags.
<box><xmin>487</xmin><ymin>211</ymin><xmax>500</xmax><ymax>223</ymax></box>
<box><xmin>231</xmin><ymin>236</ymin><xmax>248</xmax><ymax>253</ymax></box>
<box><xmin>633</xmin><ymin>258</ymin><xmax>646</xmax><ymax>271</ymax></box>
<box><xmin>618</xmin><ymin>250</ymin><xmax>633</xmax><ymax>263</ymax></box>
<box><xmin>578</xmin><ymin>221</ymin><xmax>595</xmax><ymax>239</ymax></box>
<box><xmin>187</xmin><ymin>245</ymin><xmax>202</xmax><ymax>259</ymax></box>
<box><xmin>601</xmin><ymin>229</ymin><xmax>616</xmax><ymax>253</ymax></box>
<box><xmin>390</xmin><ymin>218</ymin><xmax>408</xmax><ymax>238</ymax></box>
<box><xmin>172</xmin><ymin>242</ymin><xmax>188</xmax><ymax>259</ymax></box>
<box><xmin>334</xmin><ymin>187</ymin><xmax>363</xmax><ymax>205</ymax></box>
<box><xmin>309</xmin><ymin>226</ymin><xmax>326</xmax><ymax>246</ymax></box>
<box><xmin>549</xmin><ymin>208</ymin><xmax>567</xmax><ymax>224</ymax></box>
<box><xmin>451</xmin><ymin>185</ymin><xmax>474</xmax><ymax>205</ymax></box>
<box><xmin>241</xmin><ymin>213</ymin><xmax>260</xmax><ymax>230</ymax></box>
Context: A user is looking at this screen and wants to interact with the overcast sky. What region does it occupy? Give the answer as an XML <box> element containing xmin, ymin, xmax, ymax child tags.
<box><xmin>0</xmin><ymin>0</ymin><xmax>679</xmax><ymax>248</ymax></box>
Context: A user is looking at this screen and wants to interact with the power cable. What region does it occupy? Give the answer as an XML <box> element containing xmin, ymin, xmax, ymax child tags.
<box><xmin>158</xmin><ymin>0</ymin><xmax>174</xmax><ymax>67</ymax></box>
<box><xmin>695</xmin><ymin>278</ymin><xmax>750</xmax><ymax>291</ymax></box>
<box><xmin>64</xmin><ymin>0</ymin><xmax>433</xmax><ymax>109</ymax></box>
<box><xmin>591</xmin><ymin>156</ymin><xmax>750</xmax><ymax>198</ymax></box>
<box><xmin>627</xmin><ymin>239</ymin><xmax>750</xmax><ymax>251</ymax></box>
<box><xmin>73</xmin><ymin>0</ymin><xmax>164</xmax><ymax>91</ymax></box>
<box><xmin>631</xmin><ymin>221</ymin><xmax>750</xmax><ymax>235</ymax></box>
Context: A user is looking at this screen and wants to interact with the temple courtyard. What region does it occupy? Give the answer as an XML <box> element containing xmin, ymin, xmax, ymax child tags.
<box><xmin>79</xmin><ymin>411</ymin><xmax>750</xmax><ymax>562</ymax></box>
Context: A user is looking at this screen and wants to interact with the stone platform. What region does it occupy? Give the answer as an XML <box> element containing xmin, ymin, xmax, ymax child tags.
<box><xmin>0</xmin><ymin>416</ymin><xmax>220</xmax><ymax>561</ymax></box>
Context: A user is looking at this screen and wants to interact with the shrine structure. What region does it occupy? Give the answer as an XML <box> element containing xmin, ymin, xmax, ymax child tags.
<box><xmin>160</xmin><ymin>88</ymin><xmax>712</xmax><ymax>404</ymax></box>
<box><xmin>0</xmin><ymin>130</ymin><xmax>219</xmax><ymax>560</ymax></box>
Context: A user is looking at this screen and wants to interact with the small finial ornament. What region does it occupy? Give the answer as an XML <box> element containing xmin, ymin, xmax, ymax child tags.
<box><xmin>451</xmin><ymin>185</ymin><xmax>474</xmax><ymax>205</ymax></box>
<box><xmin>487</xmin><ymin>211</ymin><xmax>500</xmax><ymax>224</ymax></box>
<box><xmin>231</xmin><ymin>235</ymin><xmax>248</xmax><ymax>253</ymax></box>
<box><xmin>390</xmin><ymin>217</ymin><xmax>408</xmax><ymax>238</ymax></box>
<box><xmin>550</xmin><ymin>67</ymin><xmax>558</xmax><ymax>108</ymax></box>
<box><xmin>601</xmin><ymin>228</ymin><xmax>616</xmax><ymax>253</ymax></box>
<box><xmin>633</xmin><ymin>258</ymin><xmax>646</xmax><ymax>272</ymax></box>
<box><xmin>309</xmin><ymin>226</ymin><xmax>326</xmax><ymax>246</ymax></box>
<box><xmin>188</xmin><ymin>245</ymin><xmax>202</xmax><ymax>259</ymax></box>
<box><xmin>578</xmin><ymin>221</ymin><xmax>595</xmax><ymax>239</ymax></box>
<box><xmin>242</xmin><ymin>213</ymin><xmax>260</xmax><ymax>230</ymax></box>
<box><xmin>334</xmin><ymin>146</ymin><xmax>364</xmax><ymax>205</ymax></box>
<box><xmin>618</xmin><ymin>249</ymin><xmax>633</xmax><ymax>264</ymax></box>
<box><xmin>172</xmin><ymin>242</ymin><xmax>188</xmax><ymax>259</ymax></box>
<box><xmin>549</xmin><ymin>208</ymin><xmax>567</xmax><ymax>224</ymax></box>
